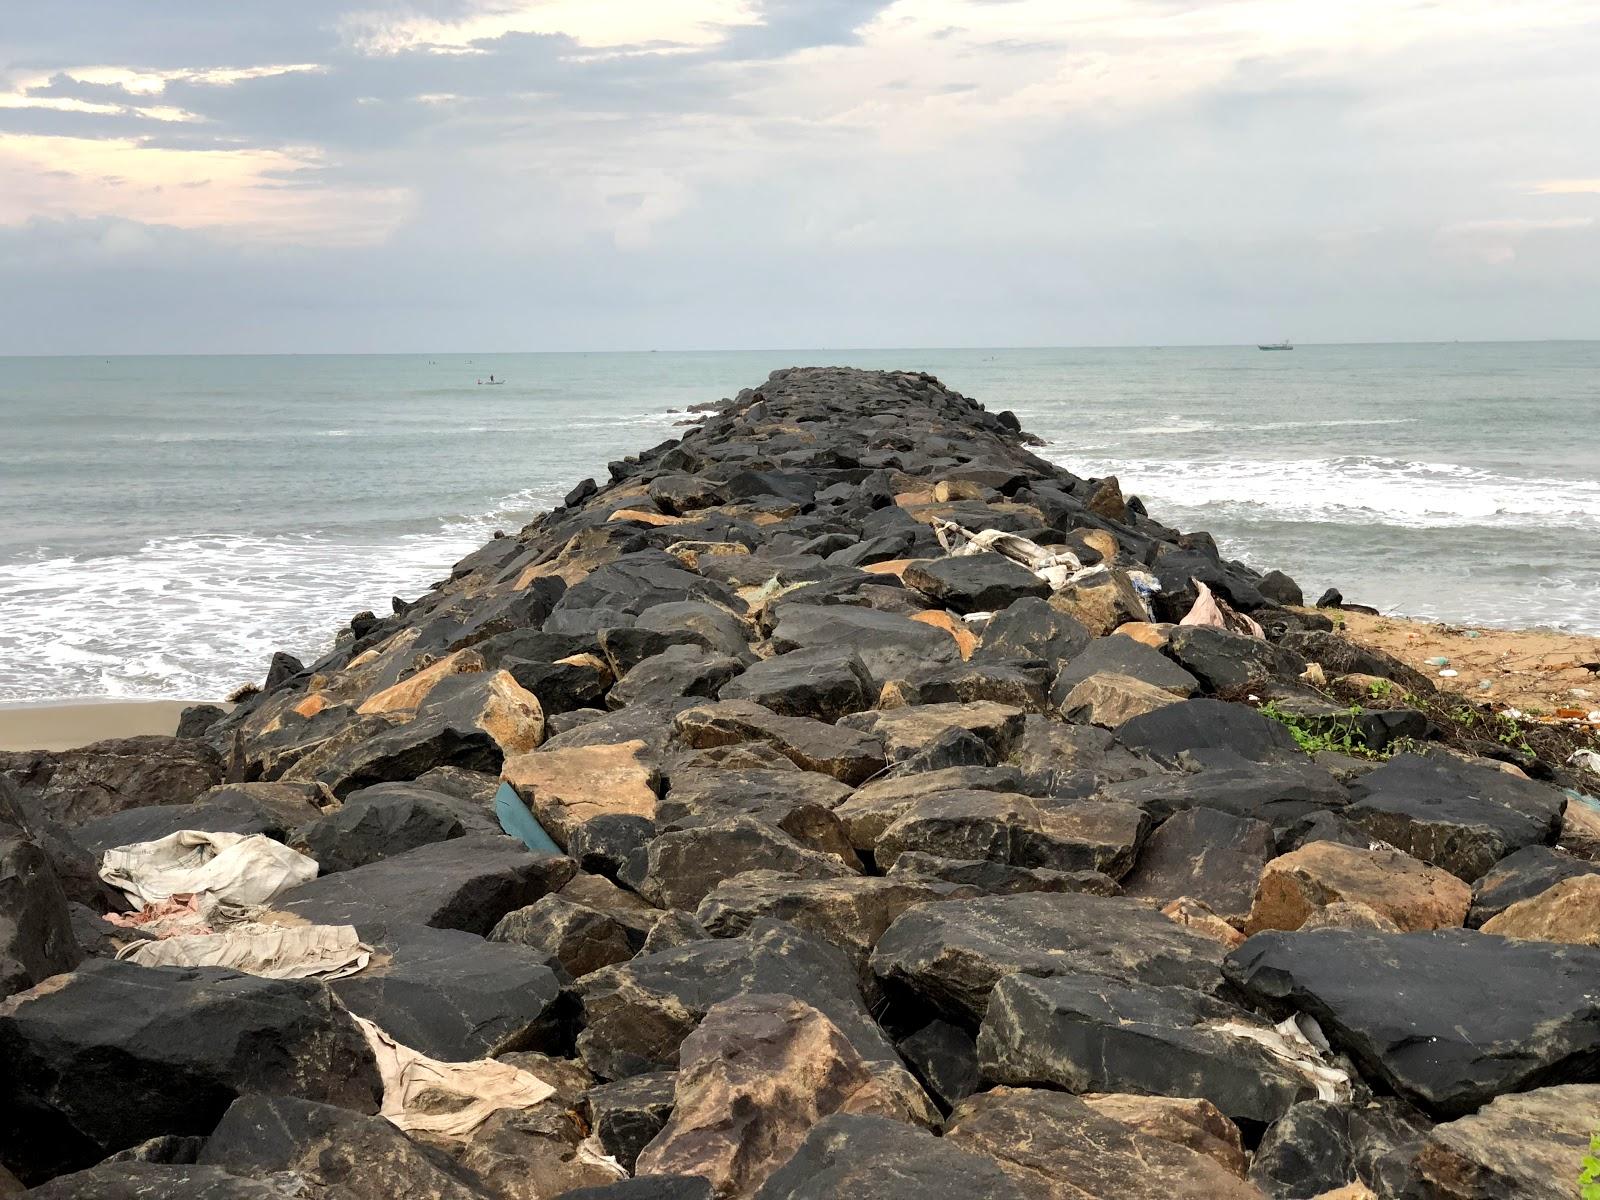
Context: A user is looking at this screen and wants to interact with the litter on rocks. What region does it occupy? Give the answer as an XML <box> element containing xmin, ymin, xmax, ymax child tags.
<box><xmin>118</xmin><ymin>921</ymin><xmax>371</xmax><ymax>981</ymax></box>
<box><xmin>99</xmin><ymin>830</ymin><xmax>318</xmax><ymax>909</ymax></box>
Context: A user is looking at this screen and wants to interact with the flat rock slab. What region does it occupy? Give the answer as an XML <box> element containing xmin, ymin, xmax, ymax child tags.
<box><xmin>718</xmin><ymin>648</ymin><xmax>875</xmax><ymax>722</ymax></box>
<box><xmin>871</xmin><ymin>892</ymin><xmax>1226</xmax><ymax>1023</ymax></box>
<box><xmin>334</xmin><ymin>921</ymin><xmax>562</xmax><ymax>1060</ymax></box>
<box><xmin>0</xmin><ymin>958</ymin><xmax>380</xmax><ymax>1184</ymax></box>
<box><xmin>276</xmin><ymin>833</ymin><xmax>575</xmax><ymax>935</ymax></box>
<box><xmin>1224</xmin><ymin>927</ymin><xmax>1600</xmax><ymax>1117</ymax></box>
<box><xmin>1409</xmin><ymin>1083</ymin><xmax>1600</xmax><ymax>1200</ymax></box>
<box><xmin>1344</xmin><ymin>753</ymin><xmax>1566</xmax><ymax>881</ymax></box>
<box><xmin>977</xmin><ymin>972</ymin><xmax>1340</xmax><ymax>1126</ymax></box>
<box><xmin>674</xmin><ymin>701</ymin><xmax>886</xmax><ymax>784</ymax></box>
<box><xmin>944</xmin><ymin>1086</ymin><xmax>1265</xmax><ymax>1200</ymax></box>
<box><xmin>73</xmin><ymin>791</ymin><xmax>286</xmax><ymax>856</ymax></box>
<box><xmin>1116</xmin><ymin>699</ymin><xmax>1300</xmax><ymax>765</ymax></box>
<box><xmin>1121</xmin><ymin>806</ymin><xmax>1276</xmax><ymax>924</ymax></box>
<box><xmin>903</xmin><ymin>552</ymin><xmax>1051</xmax><ymax>614</ymax></box>
<box><xmin>769</xmin><ymin>602</ymin><xmax>957</xmax><ymax>690</ymax></box>
<box><xmin>1100</xmin><ymin>757</ymin><xmax>1348</xmax><ymax>828</ymax></box>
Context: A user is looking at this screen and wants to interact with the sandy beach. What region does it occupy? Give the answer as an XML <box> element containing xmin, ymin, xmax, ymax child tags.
<box><xmin>0</xmin><ymin>699</ymin><xmax>201</xmax><ymax>753</ymax></box>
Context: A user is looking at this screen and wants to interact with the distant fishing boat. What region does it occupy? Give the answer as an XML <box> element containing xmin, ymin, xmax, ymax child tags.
<box><xmin>1257</xmin><ymin>340</ymin><xmax>1294</xmax><ymax>351</ymax></box>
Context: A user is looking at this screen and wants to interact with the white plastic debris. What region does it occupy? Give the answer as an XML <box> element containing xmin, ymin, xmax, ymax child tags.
<box><xmin>118</xmin><ymin>921</ymin><xmax>371</xmax><ymax>981</ymax></box>
<box><xmin>100</xmin><ymin>830</ymin><xmax>318</xmax><ymax>909</ymax></box>
<box><xmin>1570</xmin><ymin>748</ymin><xmax>1600</xmax><ymax>777</ymax></box>
<box><xmin>1438</xmin><ymin>668</ymin><xmax>1459</xmax><ymax>678</ymax></box>
<box><xmin>1204</xmin><ymin>1013</ymin><xmax>1351</xmax><ymax>1103</ymax></box>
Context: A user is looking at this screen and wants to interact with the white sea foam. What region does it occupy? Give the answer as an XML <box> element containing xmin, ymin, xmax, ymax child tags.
<box><xmin>0</xmin><ymin>483</ymin><xmax>566</xmax><ymax>703</ymax></box>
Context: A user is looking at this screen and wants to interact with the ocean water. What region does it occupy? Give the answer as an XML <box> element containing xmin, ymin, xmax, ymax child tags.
<box><xmin>2</xmin><ymin>344</ymin><xmax>1597</xmax><ymax>703</ymax></box>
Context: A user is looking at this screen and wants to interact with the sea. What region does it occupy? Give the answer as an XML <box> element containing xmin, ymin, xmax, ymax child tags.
<box><xmin>2</xmin><ymin>343</ymin><xmax>1597</xmax><ymax>704</ymax></box>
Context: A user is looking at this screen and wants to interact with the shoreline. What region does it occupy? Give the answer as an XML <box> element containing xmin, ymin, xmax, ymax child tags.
<box><xmin>0</xmin><ymin>698</ymin><xmax>209</xmax><ymax>753</ymax></box>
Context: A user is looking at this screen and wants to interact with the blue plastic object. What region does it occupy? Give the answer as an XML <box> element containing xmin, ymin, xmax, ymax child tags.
<box><xmin>495</xmin><ymin>781</ymin><xmax>563</xmax><ymax>855</ymax></box>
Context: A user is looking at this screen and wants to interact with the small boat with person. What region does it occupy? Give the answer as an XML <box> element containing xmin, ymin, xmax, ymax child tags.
<box><xmin>478</xmin><ymin>374</ymin><xmax>505</xmax><ymax>385</ymax></box>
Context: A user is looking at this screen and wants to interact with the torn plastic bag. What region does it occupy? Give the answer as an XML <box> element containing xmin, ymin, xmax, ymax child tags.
<box><xmin>118</xmin><ymin>921</ymin><xmax>371</xmax><ymax>981</ymax></box>
<box><xmin>1202</xmin><ymin>1013</ymin><xmax>1351</xmax><ymax>1103</ymax></box>
<box><xmin>100</xmin><ymin>829</ymin><xmax>318</xmax><ymax>909</ymax></box>
<box><xmin>355</xmin><ymin>1015</ymin><xmax>557</xmax><ymax>1139</ymax></box>
<box><xmin>932</xmin><ymin>519</ymin><xmax>1082</xmax><ymax>577</ymax></box>
<box><xmin>495</xmin><ymin>781</ymin><xmax>563</xmax><ymax>855</ymax></box>
<box><xmin>1179</xmin><ymin>579</ymin><xmax>1264</xmax><ymax>638</ymax></box>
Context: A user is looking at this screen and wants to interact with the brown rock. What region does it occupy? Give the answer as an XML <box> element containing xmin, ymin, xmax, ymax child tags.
<box><xmin>635</xmin><ymin>994</ymin><xmax>932</xmax><ymax>1197</ymax></box>
<box><xmin>1079</xmin><ymin>529</ymin><xmax>1119</xmax><ymax>564</ymax></box>
<box><xmin>1161</xmin><ymin>897</ymin><xmax>1246</xmax><ymax>949</ymax></box>
<box><xmin>1481</xmin><ymin>873</ymin><xmax>1600</xmax><ymax>945</ymax></box>
<box><xmin>1114</xmin><ymin>621</ymin><xmax>1175</xmax><ymax>648</ymax></box>
<box><xmin>0</xmin><ymin>736</ymin><xmax>225</xmax><ymax>827</ymax></box>
<box><xmin>609</xmin><ymin>508</ymin><xmax>689</xmax><ymax>526</ymax></box>
<box><xmin>1060</xmin><ymin>673</ymin><xmax>1182</xmax><ymax>728</ymax></box>
<box><xmin>501</xmin><ymin>739</ymin><xmax>659</xmax><ymax>847</ymax></box>
<box><xmin>357</xmin><ymin>650</ymin><xmax>486</xmax><ymax>715</ymax></box>
<box><xmin>1087</xmin><ymin>476</ymin><xmax>1127</xmax><ymax>522</ymax></box>
<box><xmin>1300</xmin><ymin>900</ymin><xmax>1403</xmax><ymax>932</ymax></box>
<box><xmin>674</xmin><ymin>701</ymin><xmax>887</xmax><ymax>784</ymax></box>
<box><xmin>933</xmin><ymin>480</ymin><xmax>986</xmax><ymax>503</ymax></box>
<box><xmin>1080</xmin><ymin>1093</ymin><xmax>1249</xmax><ymax>1178</ymax></box>
<box><xmin>665</xmin><ymin>541</ymin><xmax>750</xmax><ymax>571</ymax></box>
<box><xmin>1048</xmin><ymin>570</ymin><xmax>1150</xmax><ymax>636</ymax></box>
<box><xmin>1410</xmin><ymin>1083</ymin><xmax>1600</xmax><ymax>1200</ymax></box>
<box><xmin>909</xmin><ymin>610</ymin><xmax>978</xmax><ymax>660</ymax></box>
<box><xmin>1561</xmin><ymin>794</ymin><xmax>1600</xmax><ymax>861</ymax></box>
<box><xmin>1246</xmin><ymin>841</ymin><xmax>1471</xmax><ymax>934</ymax></box>
<box><xmin>945</xmin><ymin>1086</ymin><xmax>1265</xmax><ymax>1199</ymax></box>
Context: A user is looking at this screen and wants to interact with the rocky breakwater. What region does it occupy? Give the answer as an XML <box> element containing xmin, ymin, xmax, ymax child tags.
<box><xmin>3</xmin><ymin>366</ymin><xmax>1599</xmax><ymax>1199</ymax></box>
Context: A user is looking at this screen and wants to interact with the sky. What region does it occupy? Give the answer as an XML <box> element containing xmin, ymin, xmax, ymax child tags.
<box><xmin>2</xmin><ymin>1</ymin><xmax>1597</xmax><ymax>353</ymax></box>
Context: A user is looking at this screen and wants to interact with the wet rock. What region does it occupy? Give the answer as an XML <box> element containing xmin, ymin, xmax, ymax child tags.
<box><xmin>1060</xmin><ymin>672</ymin><xmax>1184</xmax><ymax>727</ymax></box>
<box><xmin>896</xmin><ymin>1019</ymin><xmax>979</xmax><ymax>1111</ymax></box>
<box><xmin>635</xmin><ymin>994</ymin><xmax>934</xmax><ymax>1196</ymax></box>
<box><xmin>1245</xmin><ymin>841</ymin><xmax>1471</xmax><ymax>934</ymax></box>
<box><xmin>1343</xmin><ymin>753</ymin><xmax>1566</xmax><ymax>880</ymax></box>
<box><xmin>875</xmin><ymin>789</ymin><xmax>1148</xmax><ymax>879</ymax></box>
<box><xmin>641</xmin><ymin>818</ymin><xmax>856</xmax><ymax>910</ymax></box>
<box><xmin>719</xmin><ymin>647</ymin><xmax>874</xmax><ymax>722</ymax></box>
<box><xmin>576</xmin><ymin>920</ymin><xmax>907</xmax><ymax>1084</ymax></box>
<box><xmin>277</xmin><ymin>833</ymin><xmax>575</xmax><ymax>935</ymax></box>
<box><xmin>329</xmin><ymin>922</ymin><xmax>563</xmax><ymax>1060</ymax></box>
<box><xmin>871</xmin><ymin>892</ymin><xmax>1225</xmax><ymax>1023</ymax></box>
<box><xmin>0</xmin><ymin>958</ymin><xmax>380</xmax><ymax>1183</ymax></box>
<box><xmin>674</xmin><ymin>701</ymin><xmax>886</xmax><ymax>784</ymax></box>
<box><xmin>1224</xmin><ymin>927</ymin><xmax>1600</xmax><ymax>1117</ymax></box>
<box><xmin>903</xmin><ymin>552</ymin><xmax>1051</xmax><ymax>613</ymax></box>
<box><xmin>584</xmin><ymin>1071</ymin><xmax>677</xmax><ymax>1171</ymax></box>
<box><xmin>0</xmin><ymin>735</ymin><xmax>224</xmax><ymax>827</ymax></box>
<box><xmin>289</xmin><ymin>787</ymin><xmax>465</xmax><ymax>873</ymax></box>
<box><xmin>490</xmin><ymin>894</ymin><xmax>637</xmax><ymax>977</ymax></box>
<box><xmin>1246</xmin><ymin>1100</ymin><xmax>1358</xmax><ymax>1198</ymax></box>
<box><xmin>943</xmin><ymin>1086</ymin><xmax>1264</xmax><ymax>1200</ymax></box>
<box><xmin>1468</xmin><ymin>844</ymin><xmax>1600</xmax><ymax>926</ymax></box>
<box><xmin>1080</xmin><ymin>1094</ymin><xmax>1247</xmax><ymax>1177</ymax></box>
<box><xmin>1480</xmin><ymin>872</ymin><xmax>1600</xmax><ymax>945</ymax></box>
<box><xmin>1408</xmin><ymin>1083</ymin><xmax>1600</xmax><ymax>1200</ymax></box>
<box><xmin>502</xmin><ymin>739</ymin><xmax>660</xmax><ymax>848</ymax></box>
<box><xmin>199</xmin><ymin>1094</ymin><xmax>484</xmax><ymax>1200</ymax></box>
<box><xmin>750</xmin><ymin>1112</ymin><xmax>1026</xmax><ymax>1200</ymax></box>
<box><xmin>1122</xmin><ymin>807</ymin><xmax>1277</xmax><ymax>924</ymax></box>
<box><xmin>978</xmin><ymin>972</ymin><xmax>1342</xmax><ymax>1126</ymax></box>
<box><xmin>885</xmin><ymin>851</ymin><xmax>1121</xmax><ymax>896</ymax></box>
<box><xmin>1</xmin><ymin>833</ymin><xmax>81</xmax><ymax>1000</ymax></box>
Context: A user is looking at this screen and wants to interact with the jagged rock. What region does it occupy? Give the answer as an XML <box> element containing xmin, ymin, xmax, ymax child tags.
<box><xmin>973</xmin><ymin>596</ymin><xmax>1092</xmax><ymax>670</ymax></box>
<box><xmin>502</xmin><ymin>654</ymin><xmax>613</xmax><ymax>713</ymax></box>
<box><xmin>610</xmin><ymin>645</ymin><xmax>744</xmax><ymax>709</ymax></box>
<box><xmin>635</xmin><ymin>601</ymin><xmax>753</xmax><ymax>660</ymax></box>
<box><xmin>277</xmin><ymin>833</ymin><xmax>575</xmax><ymax>935</ymax></box>
<box><xmin>674</xmin><ymin>701</ymin><xmax>886</xmax><ymax>784</ymax></box>
<box><xmin>328</xmin><ymin>922</ymin><xmax>562</xmax><ymax>1060</ymax></box>
<box><xmin>1245</xmin><ymin>1098</ymin><xmax>1426</xmax><ymax>1200</ymax></box>
<box><xmin>557</xmin><ymin>871</ymin><xmax>660</xmax><ymax>940</ymax></box>
<box><xmin>769</xmin><ymin>603</ymin><xmax>957</xmax><ymax>690</ymax></box>
<box><xmin>657</xmin><ymin>768</ymin><xmax>855</xmax><ymax>862</ymax></box>
<box><xmin>874</xmin><ymin>790</ymin><xmax>1148</xmax><ymax>879</ymax></box>
<box><xmin>1245</xmin><ymin>841</ymin><xmax>1471</xmax><ymax>933</ymax></box>
<box><xmin>696</xmin><ymin>870</ymin><xmax>963</xmax><ymax>975</ymax></box>
<box><xmin>943</xmin><ymin>1086</ymin><xmax>1265</xmax><ymax>1199</ymax></box>
<box><xmin>1080</xmin><ymin>1094</ymin><xmax>1248</xmax><ymax>1177</ymax></box>
<box><xmin>1060</xmin><ymin>672</ymin><xmax>1183</xmax><ymax>727</ymax></box>
<box><xmin>871</xmin><ymin>892</ymin><xmax>1225</xmax><ymax>1023</ymax></box>
<box><xmin>1166</xmin><ymin>627</ymin><xmax>1306</xmax><ymax>694</ymax></box>
<box><xmin>1047</xmin><ymin>568</ymin><xmax>1152</xmax><ymax>635</ymax></box>
<box><xmin>1224</xmin><ymin>927</ymin><xmax>1600</xmax><ymax>1117</ymax></box>
<box><xmin>882</xmin><ymin>660</ymin><xmax>1048</xmax><ymax>712</ymax></box>
<box><xmin>1</xmin><ymin>833</ymin><xmax>81</xmax><ymax>1000</ymax></box>
<box><xmin>897</xmin><ymin>1019</ymin><xmax>979</xmax><ymax>1110</ymax></box>
<box><xmin>886</xmin><ymin>851</ymin><xmax>1121</xmax><ymax>896</ymax></box>
<box><xmin>1343</xmin><ymin>753</ymin><xmax>1566</xmax><ymax>880</ymax></box>
<box><xmin>903</xmin><ymin>552</ymin><xmax>1051</xmax><ymax>613</ymax></box>
<box><xmin>1050</xmin><ymin>632</ymin><xmax>1199</xmax><ymax>704</ymax></box>
<box><xmin>641</xmin><ymin>818</ymin><xmax>855</xmax><ymax>910</ymax></box>
<box><xmin>289</xmin><ymin>787</ymin><xmax>465</xmax><ymax>873</ymax></box>
<box><xmin>198</xmin><ymin>1094</ymin><xmax>484</xmax><ymax>1199</ymax></box>
<box><xmin>490</xmin><ymin>894</ymin><xmax>637</xmax><ymax>976</ymax></box>
<box><xmin>719</xmin><ymin>647</ymin><xmax>874</xmax><ymax>722</ymax></box>
<box><xmin>1122</xmin><ymin>807</ymin><xmax>1276</xmax><ymax>924</ymax></box>
<box><xmin>838</xmin><ymin>700</ymin><xmax>1024</xmax><ymax>764</ymax></box>
<box><xmin>1480</xmin><ymin>872</ymin><xmax>1600</xmax><ymax>944</ymax></box>
<box><xmin>285</xmin><ymin>671</ymin><xmax>545</xmax><ymax>797</ymax></box>
<box><xmin>502</xmin><ymin>739</ymin><xmax>660</xmax><ymax>847</ymax></box>
<box><xmin>1101</xmin><ymin>756</ymin><xmax>1348</xmax><ymax>829</ymax></box>
<box><xmin>584</xmin><ymin>1071</ymin><xmax>677</xmax><ymax>1171</ymax></box>
<box><xmin>978</xmin><ymin>972</ymin><xmax>1342</xmax><ymax>1126</ymax></box>
<box><xmin>1408</xmin><ymin>1083</ymin><xmax>1600</xmax><ymax>1200</ymax></box>
<box><xmin>0</xmin><ymin>735</ymin><xmax>224</xmax><ymax>826</ymax></box>
<box><xmin>576</xmin><ymin>920</ymin><xmax>909</xmax><ymax>1086</ymax></box>
<box><xmin>635</xmin><ymin>995</ymin><xmax>934</xmax><ymax>1195</ymax></box>
<box><xmin>568</xmin><ymin>813</ymin><xmax>656</xmax><ymax>889</ymax></box>
<box><xmin>750</xmin><ymin>1112</ymin><xmax>1026</xmax><ymax>1199</ymax></box>
<box><xmin>176</xmin><ymin>703</ymin><xmax>227</xmax><ymax>739</ymax></box>
<box><xmin>0</xmin><ymin>958</ymin><xmax>380</xmax><ymax>1183</ymax></box>
<box><xmin>454</xmin><ymin>1100</ymin><xmax>630</xmax><ymax>1199</ymax></box>
<box><xmin>1006</xmin><ymin>715</ymin><xmax>1155</xmax><ymax>793</ymax></box>
<box><xmin>640</xmin><ymin>911</ymin><xmax>710</xmax><ymax>953</ymax></box>
<box><xmin>23</xmin><ymin>1163</ymin><xmax>314</xmax><ymax>1199</ymax></box>
<box><xmin>832</xmin><ymin>765</ymin><xmax>1028</xmax><ymax>852</ymax></box>
<box><xmin>1468</xmin><ymin>844</ymin><xmax>1600</xmax><ymax>926</ymax></box>
<box><xmin>0</xmin><ymin>777</ymin><xmax>117</xmax><ymax>910</ymax></box>
<box><xmin>1116</xmin><ymin>698</ymin><xmax>1301</xmax><ymax>764</ymax></box>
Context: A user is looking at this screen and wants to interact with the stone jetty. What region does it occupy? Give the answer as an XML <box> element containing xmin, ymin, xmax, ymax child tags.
<box><xmin>3</xmin><ymin>368</ymin><xmax>1598</xmax><ymax>1198</ymax></box>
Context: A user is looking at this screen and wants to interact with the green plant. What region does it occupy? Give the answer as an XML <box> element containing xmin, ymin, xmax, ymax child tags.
<box><xmin>1366</xmin><ymin>679</ymin><xmax>1393</xmax><ymax>700</ymax></box>
<box><xmin>1580</xmin><ymin>1128</ymin><xmax>1600</xmax><ymax>1200</ymax></box>
<box><xmin>1258</xmin><ymin>701</ymin><xmax>1378</xmax><ymax>758</ymax></box>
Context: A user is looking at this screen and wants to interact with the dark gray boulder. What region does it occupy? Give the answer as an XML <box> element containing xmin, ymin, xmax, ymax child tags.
<box><xmin>1050</xmin><ymin>634</ymin><xmax>1199</xmax><ymax>706</ymax></box>
<box><xmin>0</xmin><ymin>958</ymin><xmax>380</xmax><ymax>1183</ymax></box>
<box><xmin>885</xmin><ymin>851</ymin><xmax>1121</xmax><ymax>897</ymax></box>
<box><xmin>609</xmin><ymin>645</ymin><xmax>744</xmax><ymax>709</ymax></box>
<box><xmin>0</xmin><ymin>833</ymin><xmax>81</xmax><ymax>999</ymax></box>
<box><xmin>656</xmin><ymin>768</ymin><xmax>854</xmax><ymax>861</ymax></box>
<box><xmin>973</xmin><ymin>596</ymin><xmax>1093</xmax><ymax>670</ymax></box>
<box><xmin>718</xmin><ymin>647</ymin><xmax>874</xmax><ymax>722</ymax></box>
<box><xmin>903</xmin><ymin>552</ymin><xmax>1051</xmax><ymax>614</ymax></box>
<box><xmin>276</xmin><ymin>833</ymin><xmax>575</xmax><ymax>935</ymax></box>
<box><xmin>582</xmin><ymin>1071</ymin><xmax>677</xmax><ymax>1171</ymax></box>
<box><xmin>871</xmin><ymin>892</ymin><xmax>1226</xmax><ymax>1024</ymax></box>
<box><xmin>640</xmin><ymin>817</ymin><xmax>855</xmax><ymax>910</ymax></box>
<box><xmin>289</xmin><ymin>788</ymin><xmax>465</xmax><ymax>873</ymax></box>
<box><xmin>0</xmin><ymin>735</ymin><xmax>224</xmax><ymax>827</ymax></box>
<box><xmin>1224</xmin><ymin>927</ymin><xmax>1600</xmax><ymax>1117</ymax></box>
<box><xmin>673</xmin><ymin>700</ymin><xmax>887</xmax><ymax>784</ymax></box>
<box><xmin>1165</xmin><ymin>626</ymin><xmax>1306</xmax><ymax>694</ymax></box>
<box><xmin>1468</xmin><ymin>844</ymin><xmax>1600</xmax><ymax>927</ymax></box>
<box><xmin>768</xmin><ymin>602</ymin><xmax>956</xmax><ymax>690</ymax></box>
<box><xmin>1121</xmin><ymin>806</ymin><xmax>1278</xmax><ymax>923</ymax></box>
<box><xmin>23</xmin><ymin>1163</ymin><xmax>314</xmax><ymax>1199</ymax></box>
<box><xmin>1116</xmin><ymin>698</ymin><xmax>1301</xmax><ymax>764</ymax></box>
<box><xmin>1100</xmin><ymin>755</ymin><xmax>1348</xmax><ymax>829</ymax></box>
<box><xmin>73</xmin><ymin>792</ymin><xmax>283</xmax><ymax>857</ymax></box>
<box><xmin>897</xmin><ymin>1019</ymin><xmax>980</xmax><ymax>1111</ymax></box>
<box><xmin>568</xmin><ymin>813</ymin><xmax>655</xmax><ymax>890</ymax></box>
<box><xmin>490</xmin><ymin>895</ymin><xmax>636</xmax><ymax>978</ymax></box>
<box><xmin>559</xmin><ymin>1181</ymin><xmax>713</xmax><ymax>1200</ymax></box>
<box><xmin>1006</xmin><ymin>714</ymin><xmax>1155</xmax><ymax>794</ymax></box>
